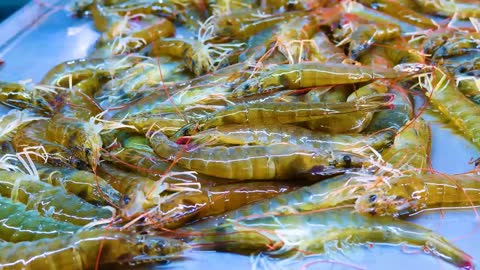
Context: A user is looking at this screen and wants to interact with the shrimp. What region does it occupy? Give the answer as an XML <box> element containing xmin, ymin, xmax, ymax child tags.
<box><xmin>211</xmin><ymin>9</ymin><xmax>308</xmax><ymax>40</ymax></box>
<box><xmin>150</xmin><ymin>131</ymin><xmax>369</xmax><ymax>180</ymax></box>
<box><xmin>306</xmin><ymin>82</ymin><xmax>388</xmax><ymax>133</ymax></box>
<box><xmin>179</xmin><ymin>94</ymin><xmax>394</xmax><ymax>134</ymax></box>
<box><xmin>364</xmin><ymin>85</ymin><xmax>414</xmax><ymax>132</ymax></box>
<box><xmin>13</xmin><ymin>120</ymin><xmax>88</xmax><ymax>169</ymax></box>
<box><xmin>96</xmin><ymin>162</ymin><xmax>199</xmax><ymax>218</ymax></box>
<box><xmin>341</xmin><ymin>0</ymin><xmax>421</xmax><ymax>33</ymax></box>
<box><xmin>36</xmin><ymin>165</ymin><xmax>122</xmax><ymax>206</ymax></box>
<box><xmin>46</xmin><ymin>114</ymin><xmax>136</xmax><ymax>169</ymax></box>
<box><xmin>356</xmin><ymin>173</ymin><xmax>480</xmax><ymax>217</ymax></box>
<box><xmin>0</xmin><ymin>196</ymin><xmax>80</xmax><ymax>242</ymax></box>
<box><xmin>40</xmin><ymin>56</ymin><xmax>142</xmax><ymax>88</ymax></box>
<box><xmin>310</xmin><ymin>32</ymin><xmax>355</xmax><ymax>64</ymax></box>
<box><xmin>45</xmin><ymin>116</ymin><xmax>103</xmax><ymax>169</ymax></box>
<box><xmin>149</xmin><ymin>18</ymin><xmax>245</xmax><ymax>76</ymax></box>
<box><xmin>381</xmin><ymin>118</ymin><xmax>431</xmax><ymax>172</ymax></box>
<box><xmin>57</xmin><ymin>77</ymin><xmax>104</xmax><ymax>120</ymax></box>
<box><xmin>231</xmin><ymin>63</ymin><xmax>403</xmax><ymax>97</ymax></box>
<box><xmin>458</xmin><ymin>76</ymin><xmax>480</xmax><ymax>105</ymax></box>
<box><xmin>94</xmin><ymin>15</ymin><xmax>175</xmax><ymax>56</ymax></box>
<box><xmin>336</xmin><ymin>22</ymin><xmax>401</xmax><ymax>60</ymax></box>
<box><xmin>148</xmin><ymin>182</ymin><xmax>295</xmax><ymax>229</ymax></box>
<box><xmin>183</xmin><ymin>124</ymin><xmax>395</xmax><ymax>154</ymax></box>
<box><xmin>0</xmin><ymin>82</ymin><xmax>53</xmax><ymax>114</ymax></box>
<box><xmin>188</xmin><ymin>208</ymin><xmax>474</xmax><ymax>269</ymax></box>
<box><xmin>0</xmin><ymin>171</ymin><xmax>113</xmax><ymax>225</ymax></box>
<box><xmin>0</xmin><ymin>110</ymin><xmax>46</xmax><ymax>143</ymax></box>
<box><xmin>418</xmin><ymin>67</ymin><xmax>480</xmax><ymax>148</ymax></box>
<box><xmin>414</xmin><ymin>0</ymin><xmax>480</xmax><ymax>19</ymax></box>
<box><xmin>94</xmin><ymin>58</ymin><xmax>188</xmax><ymax>108</ymax></box>
<box><xmin>187</xmin><ymin>173</ymin><xmax>366</xmax><ymax>227</ymax></box>
<box><xmin>0</xmin><ymin>229</ymin><xmax>187</xmax><ymax>269</ymax></box>
<box><xmin>357</xmin><ymin>0</ymin><xmax>437</xmax><ymax>29</ymax></box>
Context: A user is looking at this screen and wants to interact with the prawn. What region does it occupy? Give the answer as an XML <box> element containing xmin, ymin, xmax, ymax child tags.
<box><xmin>418</xmin><ymin>67</ymin><xmax>480</xmax><ymax>148</ymax></box>
<box><xmin>231</xmin><ymin>63</ymin><xmax>404</xmax><ymax>97</ymax></box>
<box><xmin>188</xmin><ymin>208</ymin><xmax>474</xmax><ymax>269</ymax></box>
<box><xmin>0</xmin><ymin>196</ymin><xmax>80</xmax><ymax>242</ymax></box>
<box><xmin>356</xmin><ymin>173</ymin><xmax>480</xmax><ymax>217</ymax></box>
<box><xmin>151</xmin><ymin>131</ymin><xmax>369</xmax><ymax>180</ymax></box>
<box><xmin>0</xmin><ymin>229</ymin><xmax>187</xmax><ymax>269</ymax></box>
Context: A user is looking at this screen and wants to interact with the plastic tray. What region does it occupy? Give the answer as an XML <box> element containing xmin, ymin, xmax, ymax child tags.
<box><xmin>0</xmin><ymin>1</ymin><xmax>479</xmax><ymax>269</ymax></box>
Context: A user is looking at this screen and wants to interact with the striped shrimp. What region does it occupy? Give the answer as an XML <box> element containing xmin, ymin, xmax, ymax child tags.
<box><xmin>418</xmin><ymin>67</ymin><xmax>480</xmax><ymax>148</ymax></box>
<box><xmin>231</xmin><ymin>63</ymin><xmax>404</xmax><ymax>97</ymax></box>
<box><xmin>149</xmin><ymin>17</ymin><xmax>245</xmax><ymax>76</ymax></box>
<box><xmin>188</xmin><ymin>208</ymin><xmax>474</xmax><ymax>269</ymax></box>
<box><xmin>0</xmin><ymin>229</ymin><xmax>187</xmax><ymax>269</ymax></box>
<box><xmin>150</xmin><ymin>131</ymin><xmax>369</xmax><ymax>180</ymax></box>
<box><xmin>147</xmin><ymin>181</ymin><xmax>296</xmax><ymax>229</ymax></box>
<box><xmin>0</xmin><ymin>110</ymin><xmax>46</xmax><ymax>143</ymax></box>
<box><xmin>40</xmin><ymin>56</ymin><xmax>142</xmax><ymax>88</ymax></box>
<box><xmin>0</xmin><ymin>171</ymin><xmax>113</xmax><ymax>226</ymax></box>
<box><xmin>45</xmin><ymin>113</ymin><xmax>136</xmax><ymax>169</ymax></box>
<box><xmin>182</xmin><ymin>124</ymin><xmax>395</xmax><ymax>154</ymax></box>
<box><xmin>0</xmin><ymin>196</ymin><xmax>80</xmax><ymax>242</ymax></box>
<box><xmin>96</xmin><ymin>162</ymin><xmax>200</xmax><ymax>218</ymax></box>
<box><xmin>36</xmin><ymin>165</ymin><xmax>122</xmax><ymax>206</ymax></box>
<box><xmin>0</xmin><ymin>82</ymin><xmax>54</xmax><ymax>115</ymax></box>
<box><xmin>178</xmin><ymin>93</ymin><xmax>394</xmax><ymax>134</ymax></box>
<box><xmin>356</xmin><ymin>173</ymin><xmax>480</xmax><ymax>217</ymax></box>
<box><xmin>381</xmin><ymin>118</ymin><xmax>431</xmax><ymax>172</ymax></box>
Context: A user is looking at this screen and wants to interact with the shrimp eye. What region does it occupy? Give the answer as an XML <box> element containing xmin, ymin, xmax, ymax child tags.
<box><xmin>85</xmin><ymin>148</ymin><xmax>92</xmax><ymax>157</ymax></box>
<box><xmin>368</xmin><ymin>194</ymin><xmax>377</xmax><ymax>203</ymax></box>
<box><xmin>122</xmin><ymin>195</ymin><xmax>131</xmax><ymax>205</ymax></box>
<box><xmin>242</xmin><ymin>83</ymin><xmax>250</xmax><ymax>91</ymax></box>
<box><xmin>343</xmin><ymin>155</ymin><xmax>352</xmax><ymax>168</ymax></box>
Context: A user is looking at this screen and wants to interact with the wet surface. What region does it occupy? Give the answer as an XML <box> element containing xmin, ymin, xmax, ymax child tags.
<box><xmin>0</xmin><ymin>1</ymin><xmax>479</xmax><ymax>270</ymax></box>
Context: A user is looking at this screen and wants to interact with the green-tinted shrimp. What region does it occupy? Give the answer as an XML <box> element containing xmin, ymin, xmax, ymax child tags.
<box><xmin>149</xmin><ymin>181</ymin><xmax>296</xmax><ymax>229</ymax></box>
<box><xmin>231</xmin><ymin>63</ymin><xmax>403</xmax><ymax>97</ymax></box>
<box><xmin>181</xmin><ymin>94</ymin><xmax>394</xmax><ymax>133</ymax></box>
<box><xmin>382</xmin><ymin>118</ymin><xmax>431</xmax><ymax>172</ymax></box>
<box><xmin>420</xmin><ymin>67</ymin><xmax>480</xmax><ymax>148</ymax></box>
<box><xmin>184</xmin><ymin>124</ymin><xmax>395</xmax><ymax>153</ymax></box>
<box><xmin>45</xmin><ymin>116</ymin><xmax>103</xmax><ymax>169</ymax></box>
<box><xmin>13</xmin><ymin>120</ymin><xmax>89</xmax><ymax>169</ymax></box>
<box><xmin>0</xmin><ymin>171</ymin><xmax>113</xmax><ymax>226</ymax></box>
<box><xmin>0</xmin><ymin>229</ymin><xmax>187</xmax><ymax>269</ymax></box>
<box><xmin>357</xmin><ymin>0</ymin><xmax>437</xmax><ymax>29</ymax></box>
<box><xmin>0</xmin><ymin>82</ymin><xmax>53</xmax><ymax>115</ymax></box>
<box><xmin>40</xmin><ymin>56</ymin><xmax>141</xmax><ymax>88</ymax></box>
<box><xmin>189</xmin><ymin>208</ymin><xmax>473</xmax><ymax>269</ymax></box>
<box><xmin>151</xmin><ymin>131</ymin><xmax>368</xmax><ymax>180</ymax></box>
<box><xmin>0</xmin><ymin>110</ymin><xmax>46</xmax><ymax>143</ymax></box>
<box><xmin>36</xmin><ymin>165</ymin><xmax>122</xmax><ymax>206</ymax></box>
<box><xmin>0</xmin><ymin>196</ymin><xmax>80</xmax><ymax>242</ymax></box>
<box><xmin>356</xmin><ymin>173</ymin><xmax>480</xmax><ymax>217</ymax></box>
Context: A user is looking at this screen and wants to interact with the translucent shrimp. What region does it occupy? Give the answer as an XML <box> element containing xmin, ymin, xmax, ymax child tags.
<box><xmin>418</xmin><ymin>67</ymin><xmax>480</xmax><ymax>148</ymax></box>
<box><xmin>0</xmin><ymin>196</ymin><xmax>80</xmax><ymax>242</ymax></box>
<box><xmin>0</xmin><ymin>229</ymin><xmax>187</xmax><ymax>269</ymax></box>
<box><xmin>381</xmin><ymin>118</ymin><xmax>431</xmax><ymax>172</ymax></box>
<box><xmin>180</xmin><ymin>94</ymin><xmax>394</xmax><ymax>134</ymax></box>
<box><xmin>0</xmin><ymin>171</ymin><xmax>113</xmax><ymax>226</ymax></box>
<box><xmin>231</xmin><ymin>63</ymin><xmax>404</xmax><ymax>97</ymax></box>
<box><xmin>183</xmin><ymin>124</ymin><xmax>395</xmax><ymax>154</ymax></box>
<box><xmin>148</xmin><ymin>181</ymin><xmax>296</xmax><ymax>229</ymax></box>
<box><xmin>151</xmin><ymin>131</ymin><xmax>369</xmax><ymax>180</ymax></box>
<box><xmin>356</xmin><ymin>173</ymin><xmax>480</xmax><ymax>217</ymax></box>
<box><xmin>189</xmin><ymin>208</ymin><xmax>474</xmax><ymax>269</ymax></box>
<box><xmin>0</xmin><ymin>110</ymin><xmax>46</xmax><ymax>143</ymax></box>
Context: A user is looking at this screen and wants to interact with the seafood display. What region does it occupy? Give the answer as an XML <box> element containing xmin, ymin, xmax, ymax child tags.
<box><xmin>0</xmin><ymin>0</ymin><xmax>480</xmax><ymax>269</ymax></box>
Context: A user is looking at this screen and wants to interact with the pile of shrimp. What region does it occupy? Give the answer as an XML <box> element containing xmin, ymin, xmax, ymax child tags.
<box><xmin>0</xmin><ymin>0</ymin><xmax>480</xmax><ymax>269</ymax></box>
